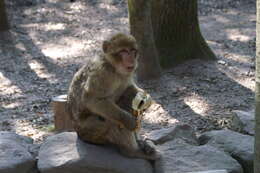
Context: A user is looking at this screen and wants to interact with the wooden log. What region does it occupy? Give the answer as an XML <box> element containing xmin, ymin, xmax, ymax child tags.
<box><xmin>52</xmin><ymin>95</ymin><xmax>74</xmax><ymax>131</ymax></box>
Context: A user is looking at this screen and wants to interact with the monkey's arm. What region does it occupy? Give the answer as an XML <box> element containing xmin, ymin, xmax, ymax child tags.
<box><xmin>125</xmin><ymin>80</ymin><xmax>145</xmax><ymax>96</ymax></box>
<box><xmin>87</xmin><ymin>97</ymin><xmax>136</xmax><ymax>130</ymax></box>
<box><xmin>82</xmin><ymin>77</ymin><xmax>137</xmax><ymax>130</ymax></box>
<box><xmin>116</xmin><ymin>81</ymin><xmax>144</xmax><ymax>112</ymax></box>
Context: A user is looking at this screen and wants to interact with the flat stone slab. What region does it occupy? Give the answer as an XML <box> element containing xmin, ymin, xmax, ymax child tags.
<box><xmin>199</xmin><ymin>129</ymin><xmax>254</xmax><ymax>173</ymax></box>
<box><xmin>187</xmin><ymin>170</ymin><xmax>228</xmax><ymax>173</ymax></box>
<box><xmin>158</xmin><ymin>139</ymin><xmax>243</xmax><ymax>173</ymax></box>
<box><xmin>38</xmin><ymin>132</ymin><xmax>153</xmax><ymax>173</ymax></box>
<box><xmin>0</xmin><ymin>131</ymin><xmax>35</xmax><ymax>173</ymax></box>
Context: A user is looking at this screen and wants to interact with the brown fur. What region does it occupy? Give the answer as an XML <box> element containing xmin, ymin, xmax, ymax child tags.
<box><xmin>67</xmin><ymin>33</ymin><xmax>158</xmax><ymax>160</ymax></box>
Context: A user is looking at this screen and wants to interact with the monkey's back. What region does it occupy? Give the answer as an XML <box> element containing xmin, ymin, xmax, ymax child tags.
<box><xmin>66</xmin><ymin>58</ymin><xmax>97</xmax><ymax>121</ymax></box>
<box><xmin>66</xmin><ymin>58</ymin><xmax>115</xmax><ymax>144</ymax></box>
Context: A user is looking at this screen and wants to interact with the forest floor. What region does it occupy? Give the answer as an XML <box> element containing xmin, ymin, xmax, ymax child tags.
<box><xmin>0</xmin><ymin>0</ymin><xmax>256</xmax><ymax>143</ymax></box>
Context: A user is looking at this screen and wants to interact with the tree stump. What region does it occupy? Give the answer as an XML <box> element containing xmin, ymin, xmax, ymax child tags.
<box><xmin>52</xmin><ymin>95</ymin><xmax>74</xmax><ymax>131</ymax></box>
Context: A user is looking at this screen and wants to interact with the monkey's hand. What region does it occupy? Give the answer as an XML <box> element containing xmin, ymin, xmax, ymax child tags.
<box><xmin>120</xmin><ymin>112</ymin><xmax>137</xmax><ymax>131</ymax></box>
<box><xmin>132</xmin><ymin>92</ymin><xmax>152</xmax><ymax>112</ymax></box>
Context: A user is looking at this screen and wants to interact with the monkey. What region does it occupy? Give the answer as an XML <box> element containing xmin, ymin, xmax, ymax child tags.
<box><xmin>66</xmin><ymin>33</ymin><xmax>159</xmax><ymax>160</ymax></box>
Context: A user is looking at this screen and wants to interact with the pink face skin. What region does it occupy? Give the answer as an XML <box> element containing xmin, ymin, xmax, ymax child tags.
<box><xmin>118</xmin><ymin>48</ymin><xmax>138</xmax><ymax>74</ymax></box>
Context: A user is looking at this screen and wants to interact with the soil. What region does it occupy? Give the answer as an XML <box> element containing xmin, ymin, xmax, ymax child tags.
<box><xmin>0</xmin><ymin>0</ymin><xmax>256</xmax><ymax>143</ymax></box>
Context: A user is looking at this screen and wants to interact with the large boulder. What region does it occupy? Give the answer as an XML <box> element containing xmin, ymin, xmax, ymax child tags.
<box><xmin>230</xmin><ymin>110</ymin><xmax>255</xmax><ymax>135</ymax></box>
<box><xmin>187</xmin><ymin>171</ymin><xmax>228</xmax><ymax>173</ymax></box>
<box><xmin>157</xmin><ymin>139</ymin><xmax>243</xmax><ymax>173</ymax></box>
<box><xmin>0</xmin><ymin>131</ymin><xmax>36</xmax><ymax>173</ymax></box>
<box><xmin>38</xmin><ymin>132</ymin><xmax>153</xmax><ymax>173</ymax></box>
<box><xmin>146</xmin><ymin>124</ymin><xmax>198</xmax><ymax>145</ymax></box>
<box><xmin>199</xmin><ymin>129</ymin><xmax>254</xmax><ymax>173</ymax></box>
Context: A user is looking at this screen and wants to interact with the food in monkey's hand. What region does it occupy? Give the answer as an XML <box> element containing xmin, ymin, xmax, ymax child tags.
<box><xmin>132</xmin><ymin>92</ymin><xmax>152</xmax><ymax>131</ymax></box>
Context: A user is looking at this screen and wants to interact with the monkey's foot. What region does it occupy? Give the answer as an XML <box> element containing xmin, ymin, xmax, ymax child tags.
<box><xmin>138</xmin><ymin>139</ymin><xmax>156</xmax><ymax>155</ymax></box>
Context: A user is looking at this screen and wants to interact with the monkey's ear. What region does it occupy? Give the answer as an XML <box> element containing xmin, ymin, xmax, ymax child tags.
<box><xmin>102</xmin><ymin>41</ymin><xmax>110</xmax><ymax>53</ymax></box>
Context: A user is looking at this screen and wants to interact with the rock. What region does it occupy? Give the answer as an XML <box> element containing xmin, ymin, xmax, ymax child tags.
<box><xmin>199</xmin><ymin>129</ymin><xmax>254</xmax><ymax>173</ymax></box>
<box><xmin>38</xmin><ymin>132</ymin><xmax>153</xmax><ymax>173</ymax></box>
<box><xmin>217</xmin><ymin>60</ymin><xmax>227</xmax><ymax>65</ymax></box>
<box><xmin>28</xmin><ymin>144</ymin><xmax>41</xmax><ymax>159</ymax></box>
<box><xmin>146</xmin><ymin>124</ymin><xmax>198</xmax><ymax>145</ymax></box>
<box><xmin>187</xmin><ymin>170</ymin><xmax>228</xmax><ymax>173</ymax></box>
<box><xmin>0</xmin><ymin>131</ymin><xmax>36</xmax><ymax>173</ymax></box>
<box><xmin>230</xmin><ymin>110</ymin><xmax>255</xmax><ymax>135</ymax></box>
<box><xmin>0</xmin><ymin>131</ymin><xmax>33</xmax><ymax>145</ymax></box>
<box><xmin>157</xmin><ymin>139</ymin><xmax>242</xmax><ymax>173</ymax></box>
<box><xmin>13</xmin><ymin>0</ymin><xmax>45</xmax><ymax>6</ymax></box>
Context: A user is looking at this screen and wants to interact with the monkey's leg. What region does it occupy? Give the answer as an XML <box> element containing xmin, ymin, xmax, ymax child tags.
<box><xmin>75</xmin><ymin>115</ymin><xmax>109</xmax><ymax>144</ymax></box>
<box><xmin>106</xmin><ymin>127</ymin><xmax>158</xmax><ymax>160</ymax></box>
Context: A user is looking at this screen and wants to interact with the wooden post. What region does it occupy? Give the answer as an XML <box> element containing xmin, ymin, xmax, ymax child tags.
<box><xmin>52</xmin><ymin>95</ymin><xmax>74</xmax><ymax>131</ymax></box>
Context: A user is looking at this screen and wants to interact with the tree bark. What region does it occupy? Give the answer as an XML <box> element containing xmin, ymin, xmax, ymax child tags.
<box><xmin>152</xmin><ymin>0</ymin><xmax>216</xmax><ymax>68</ymax></box>
<box><xmin>128</xmin><ymin>0</ymin><xmax>162</xmax><ymax>80</ymax></box>
<box><xmin>0</xmin><ymin>0</ymin><xmax>9</xmax><ymax>31</ymax></box>
<box><xmin>255</xmin><ymin>0</ymin><xmax>260</xmax><ymax>172</ymax></box>
<box><xmin>52</xmin><ymin>95</ymin><xmax>74</xmax><ymax>131</ymax></box>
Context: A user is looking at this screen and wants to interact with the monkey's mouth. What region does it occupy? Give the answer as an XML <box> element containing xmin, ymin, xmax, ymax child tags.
<box><xmin>126</xmin><ymin>66</ymin><xmax>135</xmax><ymax>72</ymax></box>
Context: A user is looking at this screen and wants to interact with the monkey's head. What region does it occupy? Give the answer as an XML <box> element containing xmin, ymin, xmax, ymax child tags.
<box><xmin>102</xmin><ymin>33</ymin><xmax>138</xmax><ymax>76</ymax></box>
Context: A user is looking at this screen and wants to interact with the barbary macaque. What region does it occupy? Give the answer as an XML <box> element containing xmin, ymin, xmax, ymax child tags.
<box><xmin>67</xmin><ymin>33</ymin><xmax>158</xmax><ymax>160</ymax></box>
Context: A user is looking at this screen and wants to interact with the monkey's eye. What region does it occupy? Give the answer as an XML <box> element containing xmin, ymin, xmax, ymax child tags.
<box><xmin>118</xmin><ymin>49</ymin><xmax>130</xmax><ymax>56</ymax></box>
<box><xmin>130</xmin><ymin>49</ymin><xmax>138</xmax><ymax>56</ymax></box>
<box><xmin>118</xmin><ymin>49</ymin><xmax>138</xmax><ymax>57</ymax></box>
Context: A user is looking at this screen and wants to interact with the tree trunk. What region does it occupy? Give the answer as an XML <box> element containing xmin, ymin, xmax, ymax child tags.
<box><xmin>255</xmin><ymin>0</ymin><xmax>260</xmax><ymax>172</ymax></box>
<box><xmin>128</xmin><ymin>0</ymin><xmax>162</xmax><ymax>80</ymax></box>
<box><xmin>152</xmin><ymin>0</ymin><xmax>216</xmax><ymax>68</ymax></box>
<box><xmin>0</xmin><ymin>0</ymin><xmax>9</xmax><ymax>31</ymax></box>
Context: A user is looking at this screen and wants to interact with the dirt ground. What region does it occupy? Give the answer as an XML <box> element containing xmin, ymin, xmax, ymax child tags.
<box><xmin>0</xmin><ymin>0</ymin><xmax>256</xmax><ymax>143</ymax></box>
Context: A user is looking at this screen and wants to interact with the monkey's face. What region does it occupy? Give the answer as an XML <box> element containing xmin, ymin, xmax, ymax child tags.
<box><xmin>115</xmin><ymin>47</ymin><xmax>138</xmax><ymax>75</ymax></box>
<box><xmin>103</xmin><ymin>33</ymin><xmax>139</xmax><ymax>76</ymax></box>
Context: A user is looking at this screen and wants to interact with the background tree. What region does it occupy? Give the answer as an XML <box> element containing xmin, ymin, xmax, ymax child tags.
<box><xmin>255</xmin><ymin>0</ymin><xmax>260</xmax><ymax>172</ymax></box>
<box><xmin>128</xmin><ymin>0</ymin><xmax>162</xmax><ymax>80</ymax></box>
<box><xmin>152</xmin><ymin>0</ymin><xmax>216</xmax><ymax>67</ymax></box>
<box><xmin>128</xmin><ymin>0</ymin><xmax>216</xmax><ymax>76</ymax></box>
<box><xmin>0</xmin><ymin>0</ymin><xmax>9</xmax><ymax>31</ymax></box>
